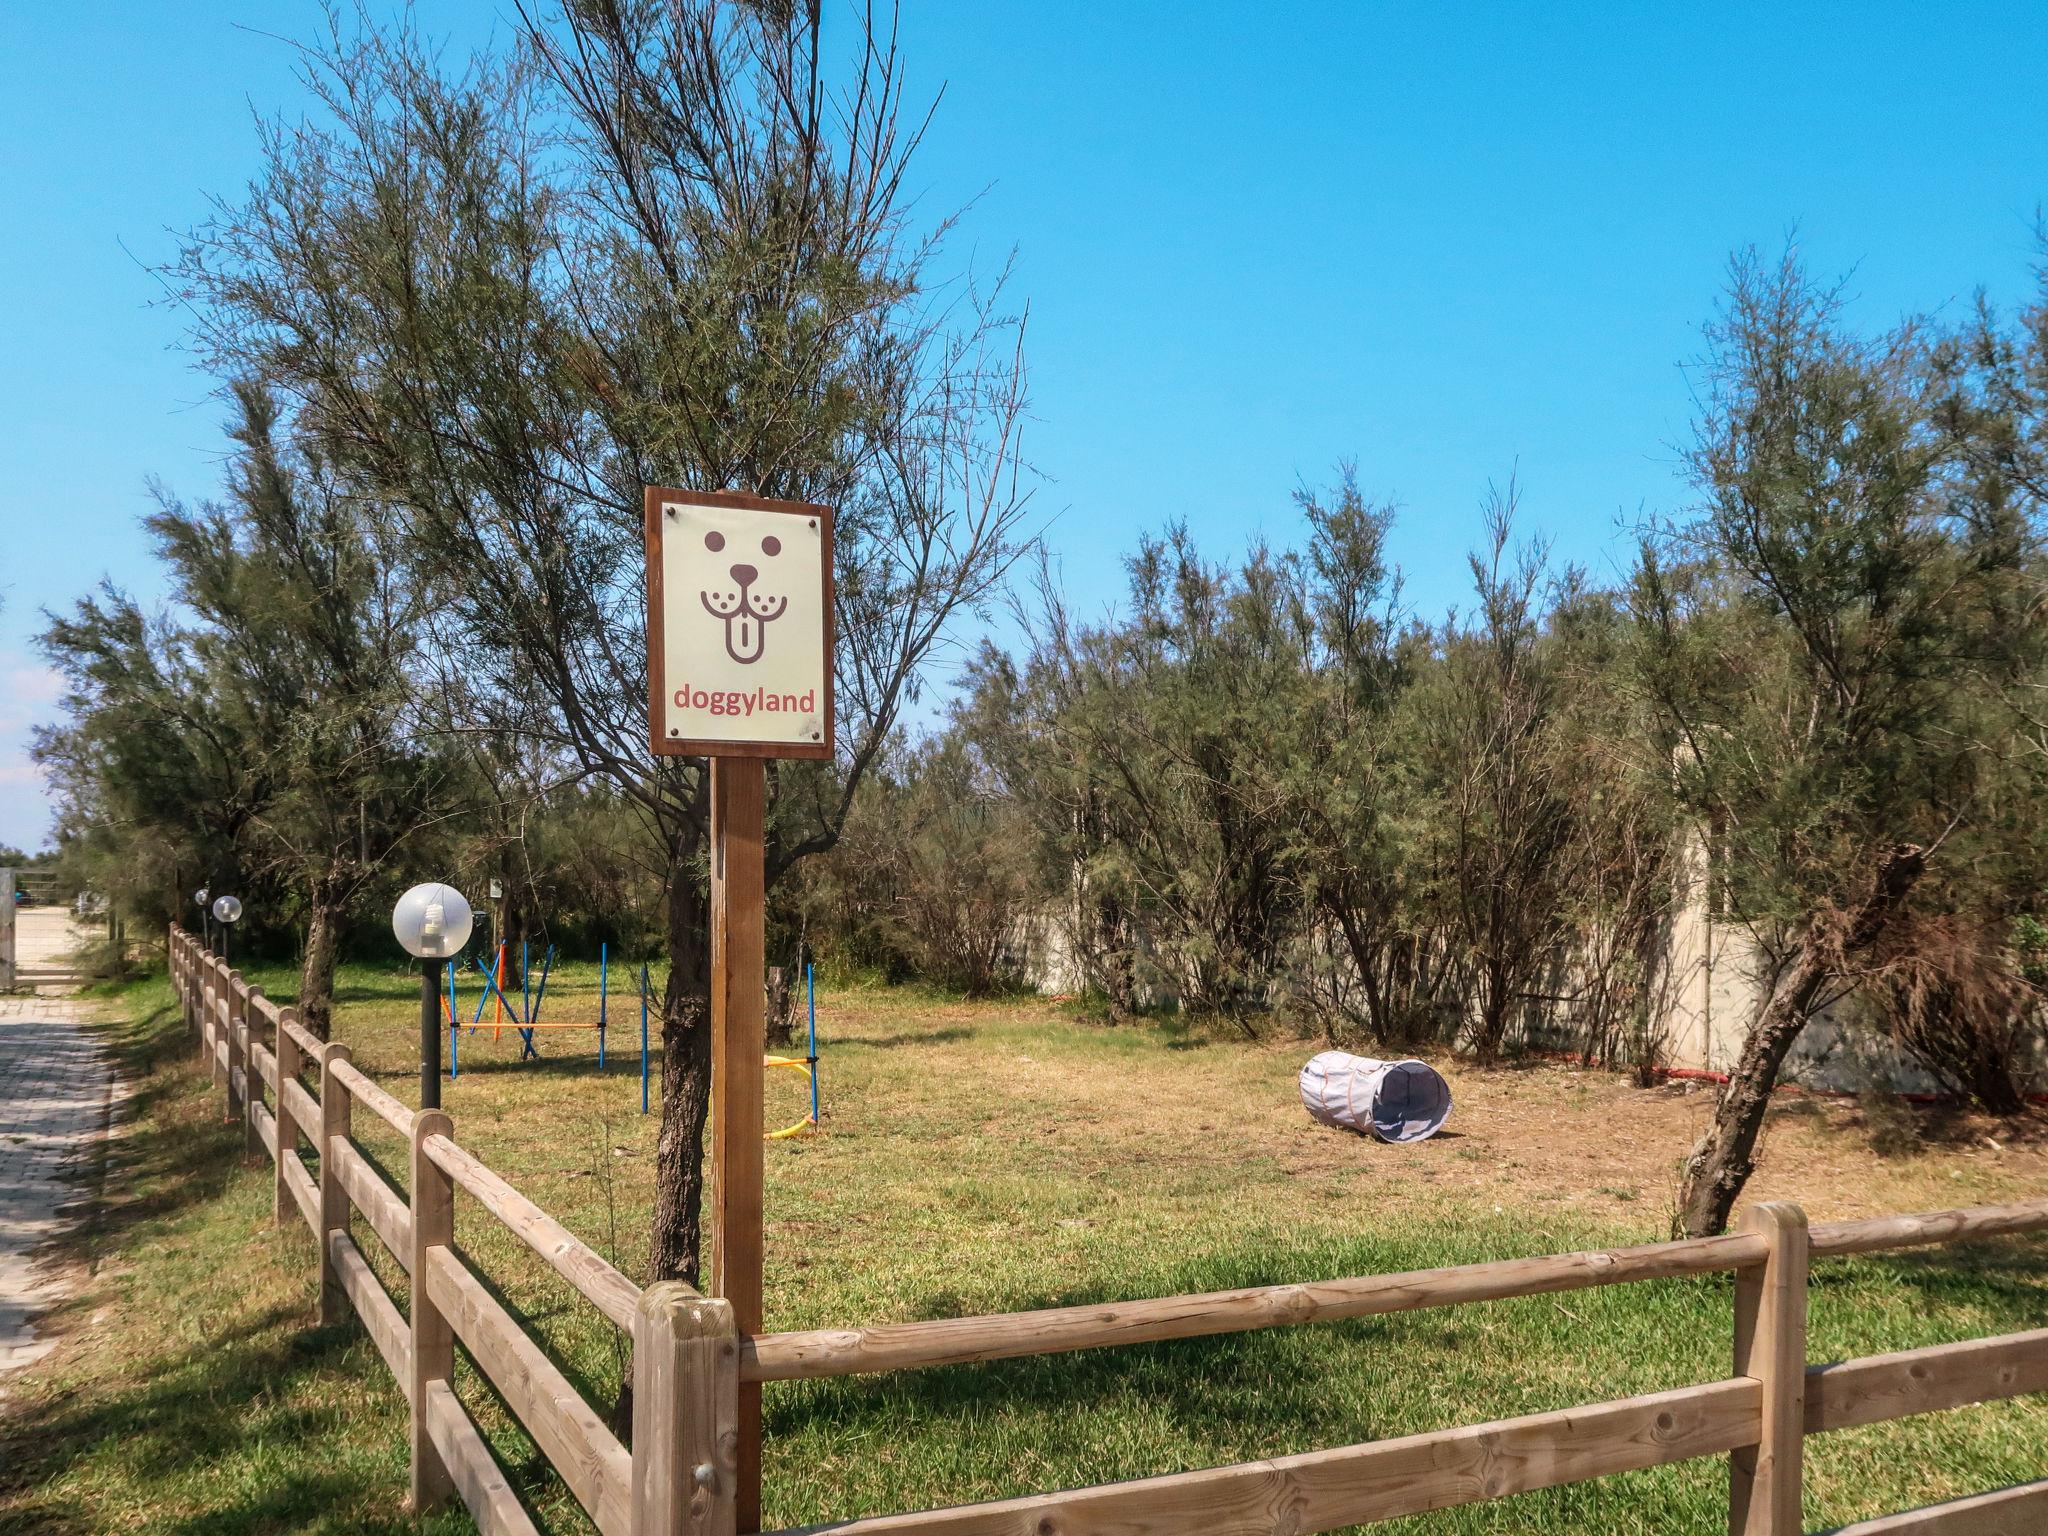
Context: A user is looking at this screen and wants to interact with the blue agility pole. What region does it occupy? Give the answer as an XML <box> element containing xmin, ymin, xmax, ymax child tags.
<box><xmin>519</xmin><ymin>945</ymin><xmax>554</xmax><ymax>1061</ymax></box>
<box><xmin>474</xmin><ymin>962</ymin><xmax>522</xmax><ymax>1036</ymax></box>
<box><xmin>447</xmin><ymin>961</ymin><xmax>459</xmax><ymax>1080</ymax></box>
<box><xmin>531</xmin><ymin>945</ymin><xmax>554</xmax><ymax>1018</ymax></box>
<box><xmin>472</xmin><ymin>941</ymin><xmax>501</xmax><ymax>1025</ymax></box>
<box><xmin>522</xmin><ymin>939</ymin><xmax>531</xmax><ymax>1023</ymax></box>
<box><xmin>598</xmin><ymin>942</ymin><xmax>607</xmax><ymax>1071</ymax></box>
<box><xmin>640</xmin><ymin>963</ymin><xmax>650</xmax><ymax>1114</ymax></box>
<box><xmin>807</xmin><ymin>960</ymin><xmax>819</xmax><ymax>1126</ymax></box>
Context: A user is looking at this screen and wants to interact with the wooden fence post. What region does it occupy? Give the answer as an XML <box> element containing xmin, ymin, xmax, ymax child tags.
<box><xmin>318</xmin><ymin>1042</ymin><xmax>354</xmax><ymax>1326</ymax></box>
<box><xmin>207</xmin><ymin>958</ymin><xmax>224</xmax><ymax>1087</ymax></box>
<box><xmin>244</xmin><ymin>984</ymin><xmax>268</xmax><ymax>1160</ymax></box>
<box><xmin>274</xmin><ymin>1007</ymin><xmax>301</xmax><ymax>1226</ymax></box>
<box><xmin>409</xmin><ymin>1108</ymin><xmax>456</xmax><ymax>1512</ymax></box>
<box><xmin>1730</xmin><ymin>1201</ymin><xmax>1809</xmax><ymax>1536</ymax></box>
<box><xmin>172</xmin><ymin>931</ymin><xmax>188</xmax><ymax>1041</ymax></box>
<box><xmin>708</xmin><ymin>756</ymin><xmax>767</xmax><ymax>1529</ymax></box>
<box><xmin>633</xmin><ymin>1281</ymin><xmax>739</xmax><ymax>1536</ymax></box>
<box><xmin>226</xmin><ymin>970</ymin><xmax>247</xmax><ymax>1128</ymax></box>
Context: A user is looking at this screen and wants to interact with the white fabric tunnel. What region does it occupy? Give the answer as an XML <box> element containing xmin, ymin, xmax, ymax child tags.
<box><xmin>1299</xmin><ymin>1051</ymin><xmax>1453</xmax><ymax>1143</ymax></box>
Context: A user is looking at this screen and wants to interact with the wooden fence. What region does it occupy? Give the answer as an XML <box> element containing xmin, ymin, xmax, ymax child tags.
<box><xmin>170</xmin><ymin>924</ymin><xmax>2048</xmax><ymax>1536</ymax></box>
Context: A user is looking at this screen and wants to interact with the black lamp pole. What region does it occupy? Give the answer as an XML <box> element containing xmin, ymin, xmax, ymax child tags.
<box><xmin>420</xmin><ymin>964</ymin><xmax>442</xmax><ymax>1110</ymax></box>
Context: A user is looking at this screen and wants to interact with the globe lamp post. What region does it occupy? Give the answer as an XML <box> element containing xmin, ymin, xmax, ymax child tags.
<box><xmin>392</xmin><ymin>883</ymin><xmax>472</xmax><ymax>1110</ymax></box>
<box><xmin>211</xmin><ymin>894</ymin><xmax>243</xmax><ymax>965</ymax></box>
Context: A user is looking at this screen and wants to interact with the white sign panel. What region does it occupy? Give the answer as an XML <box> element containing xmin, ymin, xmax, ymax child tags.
<box><xmin>644</xmin><ymin>488</ymin><xmax>835</xmax><ymax>758</ymax></box>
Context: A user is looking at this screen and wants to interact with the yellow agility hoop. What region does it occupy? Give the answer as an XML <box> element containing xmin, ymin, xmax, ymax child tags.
<box><xmin>763</xmin><ymin>1053</ymin><xmax>818</xmax><ymax>1139</ymax></box>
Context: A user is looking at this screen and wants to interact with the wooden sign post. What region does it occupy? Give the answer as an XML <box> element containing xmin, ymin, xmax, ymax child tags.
<box><xmin>646</xmin><ymin>487</ymin><xmax>834</xmax><ymax>1531</ymax></box>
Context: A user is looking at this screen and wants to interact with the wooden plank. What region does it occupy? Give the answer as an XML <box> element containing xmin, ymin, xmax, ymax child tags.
<box><xmin>330</xmin><ymin>1058</ymin><xmax>418</xmax><ymax>1139</ymax></box>
<box><xmin>412</xmin><ymin>1109</ymin><xmax>457</xmax><ymax>1512</ymax></box>
<box><xmin>252</xmin><ymin>1100</ymin><xmax>279</xmax><ymax>1161</ymax></box>
<box><xmin>1816</xmin><ymin>1479</ymin><xmax>2048</xmax><ymax>1535</ymax></box>
<box><xmin>282</xmin><ymin>1016</ymin><xmax>326</xmax><ymax>1059</ymax></box>
<box><xmin>709</xmin><ymin>755</ymin><xmax>767</xmax><ymax>1532</ymax></box>
<box><xmin>764</xmin><ymin>1378</ymin><xmax>1762</xmax><ymax>1536</ymax></box>
<box><xmin>633</xmin><ymin>1281</ymin><xmax>739</xmax><ymax>1536</ymax></box>
<box><xmin>1805</xmin><ymin>1329</ymin><xmax>2048</xmax><ymax>1434</ymax></box>
<box><xmin>332</xmin><ymin>1136</ymin><xmax>413</xmax><ymax>1273</ymax></box>
<box><xmin>331</xmin><ymin>1229</ymin><xmax>410</xmax><ymax>1389</ymax></box>
<box><xmin>743</xmin><ymin>1231</ymin><xmax>1768</xmax><ymax>1383</ymax></box>
<box><xmin>423</xmin><ymin>1379</ymin><xmax>542</xmax><ymax>1536</ymax></box>
<box><xmin>1730</xmin><ymin>1202</ymin><xmax>1808</xmax><ymax>1536</ymax></box>
<box><xmin>281</xmin><ymin>1078</ymin><xmax>320</xmax><ymax>1150</ymax></box>
<box><xmin>283</xmin><ymin>1150</ymin><xmax>321</xmax><ymax>1237</ymax></box>
<box><xmin>425</xmin><ymin>1133</ymin><xmax>641</xmax><ymax>1333</ymax></box>
<box><xmin>425</xmin><ymin>1246</ymin><xmax>634</xmax><ymax>1536</ymax></box>
<box><xmin>1811</xmin><ymin>1200</ymin><xmax>2048</xmax><ymax>1259</ymax></box>
<box><xmin>251</xmin><ymin>1041</ymin><xmax>279</xmax><ymax>1094</ymax></box>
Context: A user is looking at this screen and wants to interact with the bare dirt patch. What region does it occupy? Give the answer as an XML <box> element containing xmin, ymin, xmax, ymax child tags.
<box><xmin>814</xmin><ymin>986</ymin><xmax>2048</xmax><ymax>1241</ymax></box>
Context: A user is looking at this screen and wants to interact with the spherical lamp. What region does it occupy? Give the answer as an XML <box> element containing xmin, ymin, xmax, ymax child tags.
<box><xmin>392</xmin><ymin>882</ymin><xmax>472</xmax><ymax>1109</ymax></box>
<box><xmin>392</xmin><ymin>882</ymin><xmax>473</xmax><ymax>959</ymax></box>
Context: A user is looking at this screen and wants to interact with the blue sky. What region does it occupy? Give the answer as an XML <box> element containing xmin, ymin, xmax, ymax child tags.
<box><xmin>3</xmin><ymin>2</ymin><xmax>2047</xmax><ymax>852</ymax></box>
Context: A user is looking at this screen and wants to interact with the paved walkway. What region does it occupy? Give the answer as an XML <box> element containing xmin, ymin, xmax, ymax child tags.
<box><xmin>0</xmin><ymin>997</ymin><xmax>111</xmax><ymax>1378</ymax></box>
<box><xmin>9</xmin><ymin>906</ymin><xmax>93</xmax><ymax>986</ymax></box>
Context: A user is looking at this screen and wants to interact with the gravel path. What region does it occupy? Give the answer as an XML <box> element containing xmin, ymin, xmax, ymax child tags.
<box><xmin>0</xmin><ymin>996</ymin><xmax>112</xmax><ymax>1379</ymax></box>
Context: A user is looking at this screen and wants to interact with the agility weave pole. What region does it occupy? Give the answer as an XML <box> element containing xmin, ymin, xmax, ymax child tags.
<box><xmin>637</xmin><ymin>960</ymin><xmax>821</xmax><ymax>1137</ymax></box>
<box><xmin>446</xmin><ymin>942</ymin><xmax>607</xmax><ymax>1075</ymax></box>
<box><xmin>441</xmin><ymin>946</ymin><xmax>822</xmax><ymax>1137</ymax></box>
<box><xmin>762</xmin><ymin>962</ymin><xmax>821</xmax><ymax>1140</ymax></box>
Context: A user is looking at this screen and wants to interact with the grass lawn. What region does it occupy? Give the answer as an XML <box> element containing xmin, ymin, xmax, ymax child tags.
<box><xmin>3</xmin><ymin>956</ymin><xmax>2045</xmax><ymax>1534</ymax></box>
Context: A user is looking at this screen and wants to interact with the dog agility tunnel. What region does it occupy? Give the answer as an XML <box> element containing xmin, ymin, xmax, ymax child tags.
<box><xmin>1299</xmin><ymin>1051</ymin><xmax>1453</xmax><ymax>1143</ymax></box>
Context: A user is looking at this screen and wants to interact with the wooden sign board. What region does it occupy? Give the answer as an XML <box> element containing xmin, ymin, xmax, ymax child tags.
<box><xmin>644</xmin><ymin>487</ymin><xmax>835</xmax><ymax>759</ymax></box>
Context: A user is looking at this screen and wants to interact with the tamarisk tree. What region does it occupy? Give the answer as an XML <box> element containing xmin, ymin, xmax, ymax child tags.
<box><xmin>41</xmin><ymin>383</ymin><xmax>448</xmax><ymax>1034</ymax></box>
<box><xmin>176</xmin><ymin>3</ymin><xmax>1028</xmax><ymax>1286</ymax></box>
<box><xmin>1632</xmin><ymin>250</ymin><xmax>2043</xmax><ymax>1238</ymax></box>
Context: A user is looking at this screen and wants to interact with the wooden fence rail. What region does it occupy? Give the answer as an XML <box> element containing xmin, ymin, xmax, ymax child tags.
<box><xmin>169</xmin><ymin>925</ymin><xmax>2047</xmax><ymax>1536</ymax></box>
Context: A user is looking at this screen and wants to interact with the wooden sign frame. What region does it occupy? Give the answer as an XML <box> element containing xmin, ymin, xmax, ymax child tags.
<box><xmin>643</xmin><ymin>486</ymin><xmax>835</xmax><ymax>760</ymax></box>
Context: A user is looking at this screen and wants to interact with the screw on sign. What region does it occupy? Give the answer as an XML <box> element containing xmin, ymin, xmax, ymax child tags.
<box><xmin>642</xmin><ymin>485</ymin><xmax>836</xmax><ymax>1528</ymax></box>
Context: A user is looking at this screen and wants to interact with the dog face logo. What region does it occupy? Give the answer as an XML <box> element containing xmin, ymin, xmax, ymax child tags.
<box><xmin>699</xmin><ymin>528</ymin><xmax>788</xmax><ymax>664</ymax></box>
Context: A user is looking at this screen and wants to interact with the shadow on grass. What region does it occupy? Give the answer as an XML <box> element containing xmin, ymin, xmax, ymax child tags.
<box><xmin>0</xmin><ymin>1308</ymin><xmax>446</xmax><ymax>1534</ymax></box>
<box><xmin>834</xmin><ymin>1028</ymin><xmax>974</xmax><ymax>1051</ymax></box>
<box><xmin>1819</xmin><ymin>1238</ymin><xmax>2048</xmax><ymax>1313</ymax></box>
<box><xmin>763</xmin><ymin>1228</ymin><xmax>2048</xmax><ymax>1454</ymax></box>
<box><xmin>0</xmin><ymin>984</ymin><xmax>474</xmax><ymax>1534</ymax></box>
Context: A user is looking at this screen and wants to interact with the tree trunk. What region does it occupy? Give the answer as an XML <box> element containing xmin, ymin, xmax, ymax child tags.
<box><xmin>1675</xmin><ymin>842</ymin><xmax>1925</xmax><ymax>1238</ymax></box>
<box><xmin>1672</xmin><ymin>943</ymin><xmax>1831</xmax><ymax>1238</ymax></box>
<box><xmin>649</xmin><ymin>863</ymin><xmax>714</xmax><ymax>1286</ymax></box>
<box><xmin>1327</xmin><ymin>897</ymin><xmax>1389</xmax><ymax>1041</ymax></box>
<box><xmin>1966</xmin><ymin>1055</ymin><xmax>2027</xmax><ymax>1118</ymax></box>
<box><xmin>765</xmin><ymin>966</ymin><xmax>795</xmax><ymax>1049</ymax></box>
<box><xmin>298</xmin><ymin>877</ymin><xmax>346</xmax><ymax>1042</ymax></box>
<box><xmin>612</xmin><ymin>855</ymin><xmax>716</xmax><ymax>1444</ymax></box>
